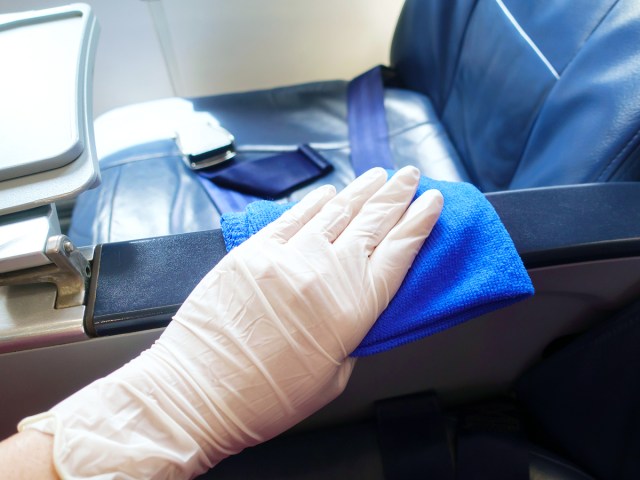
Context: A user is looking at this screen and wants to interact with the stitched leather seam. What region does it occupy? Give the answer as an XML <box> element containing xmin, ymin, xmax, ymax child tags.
<box><xmin>106</xmin><ymin>165</ymin><xmax>122</xmax><ymax>243</ymax></box>
<box><xmin>168</xmin><ymin>167</ymin><xmax>181</xmax><ymax>235</ymax></box>
<box><xmin>559</xmin><ymin>0</ymin><xmax>620</xmax><ymax>76</ymax></box>
<box><xmin>596</xmin><ymin>126</ymin><xmax>640</xmax><ymax>181</ymax></box>
<box><xmin>441</xmin><ymin>0</ymin><xmax>481</xmax><ymax>116</ymax></box>
<box><xmin>388</xmin><ymin>121</ymin><xmax>431</xmax><ymax>138</ymax></box>
<box><xmin>101</xmin><ymin>149</ymin><xmax>182</xmax><ymax>170</ymax></box>
<box><xmin>495</xmin><ymin>0</ymin><xmax>559</xmax><ymax>79</ymax></box>
<box><xmin>506</xmin><ymin>87</ymin><xmax>555</xmax><ymax>190</ymax></box>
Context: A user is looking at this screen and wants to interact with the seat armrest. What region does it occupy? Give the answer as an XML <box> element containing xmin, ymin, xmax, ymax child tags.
<box><xmin>86</xmin><ymin>230</ymin><xmax>228</xmax><ymax>336</ymax></box>
<box><xmin>487</xmin><ymin>182</ymin><xmax>640</xmax><ymax>268</ymax></box>
<box><xmin>87</xmin><ymin>183</ymin><xmax>640</xmax><ymax>336</ymax></box>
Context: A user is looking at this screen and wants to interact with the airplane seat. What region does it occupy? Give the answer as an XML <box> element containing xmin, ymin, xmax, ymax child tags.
<box><xmin>69</xmin><ymin>0</ymin><xmax>640</xmax><ymax>245</ymax></box>
<box><xmin>60</xmin><ymin>2</ymin><xmax>640</xmax><ymax>477</ymax></box>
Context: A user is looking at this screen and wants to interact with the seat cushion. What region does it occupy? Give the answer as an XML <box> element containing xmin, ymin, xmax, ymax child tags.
<box><xmin>70</xmin><ymin>80</ymin><xmax>468</xmax><ymax>245</ymax></box>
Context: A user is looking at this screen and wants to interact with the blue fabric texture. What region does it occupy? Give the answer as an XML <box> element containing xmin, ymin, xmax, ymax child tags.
<box><xmin>221</xmin><ymin>175</ymin><xmax>534</xmax><ymax>356</ymax></box>
<box><xmin>347</xmin><ymin>66</ymin><xmax>395</xmax><ymax>175</ymax></box>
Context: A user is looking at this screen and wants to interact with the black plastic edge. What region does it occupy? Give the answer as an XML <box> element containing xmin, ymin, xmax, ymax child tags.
<box><xmin>486</xmin><ymin>182</ymin><xmax>640</xmax><ymax>268</ymax></box>
<box><xmin>88</xmin><ymin>182</ymin><xmax>640</xmax><ymax>337</ymax></box>
<box><xmin>90</xmin><ymin>229</ymin><xmax>228</xmax><ymax>336</ymax></box>
<box><xmin>84</xmin><ymin>243</ymin><xmax>102</xmax><ymax>336</ymax></box>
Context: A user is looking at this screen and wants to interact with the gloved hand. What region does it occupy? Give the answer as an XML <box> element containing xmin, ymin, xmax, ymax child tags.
<box><xmin>19</xmin><ymin>166</ymin><xmax>443</xmax><ymax>479</ymax></box>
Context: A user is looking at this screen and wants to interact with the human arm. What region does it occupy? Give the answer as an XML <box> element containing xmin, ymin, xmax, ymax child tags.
<box><xmin>7</xmin><ymin>166</ymin><xmax>443</xmax><ymax>479</ymax></box>
<box><xmin>0</xmin><ymin>430</ymin><xmax>58</xmax><ymax>479</ymax></box>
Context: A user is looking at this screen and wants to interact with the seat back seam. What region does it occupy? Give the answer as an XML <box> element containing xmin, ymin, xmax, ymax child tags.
<box><xmin>495</xmin><ymin>0</ymin><xmax>559</xmax><ymax>79</ymax></box>
<box><xmin>596</xmin><ymin>126</ymin><xmax>640</xmax><ymax>182</ymax></box>
<box><xmin>440</xmin><ymin>0</ymin><xmax>481</xmax><ymax>117</ymax></box>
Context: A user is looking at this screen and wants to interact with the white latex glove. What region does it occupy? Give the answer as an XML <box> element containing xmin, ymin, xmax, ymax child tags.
<box><xmin>19</xmin><ymin>166</ymin><xmax>443</xmax><ymax>479</ymax></box>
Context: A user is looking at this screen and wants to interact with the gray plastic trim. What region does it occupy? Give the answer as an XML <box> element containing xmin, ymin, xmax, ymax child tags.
<box><xmin>1</xmin><ymin>256</ymin><xmax>639</xmax><ymax>439</ymax></box>
<box><xmin>0</xmin><ymin>4</ymin><xmax>101</xmax><ymax>215</ymax></box>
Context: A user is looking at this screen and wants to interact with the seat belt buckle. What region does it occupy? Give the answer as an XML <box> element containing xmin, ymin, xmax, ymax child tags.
<box><xmin>175</xmin><ymin>119</ymin><xmax>236</xmax><ymax>170</ymax></box>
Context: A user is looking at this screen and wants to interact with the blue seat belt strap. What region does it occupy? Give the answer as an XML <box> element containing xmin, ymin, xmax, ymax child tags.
<box><xmin>196</xmin><ymin>145</ymin><xmax>332</xmax><ymax>213</ymax></box>
<box><xmin>198</xmin><ymin>65</ymin><xmax>393</xmax><ymax>211</ymax></box>
<box><xmin>347</xmin><ymin>65</ymin><xmax>395</xmax><ymax>175</ymax></box>
<box><xmin>195</xmin><ymin>175</ymin><xmax>262</xmax><ymax>214</ymax></box>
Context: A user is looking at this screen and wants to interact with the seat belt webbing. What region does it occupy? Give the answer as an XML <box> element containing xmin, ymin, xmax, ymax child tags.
<box><xmin>195</xmin><ymin>175</ymin><xmax>262</xmax><ymax>214</ymax></box>
<box><xmin>198</xmin><ymin>65</ymin><xmax>392</xmax><ymax>212</ymax></box>
<box><xmin>347</xmin><ymin>65</ymin><xmax>395</xmax><ymax>175</ymax></box>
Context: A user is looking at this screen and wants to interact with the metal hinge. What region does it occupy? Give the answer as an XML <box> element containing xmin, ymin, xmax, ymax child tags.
<box><xmin>0</xmin><ymin>235</ymin><xmax>90</xmax><ymax>309</ymax></box>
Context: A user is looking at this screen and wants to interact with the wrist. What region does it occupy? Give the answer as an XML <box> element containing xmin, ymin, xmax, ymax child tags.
<box><xmin>20</xmin><ymin>347</ymin><xmax>213</xmax><ymax>479</ymax></box>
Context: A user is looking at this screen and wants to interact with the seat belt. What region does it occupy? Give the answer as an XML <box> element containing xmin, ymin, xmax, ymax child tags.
<box><xmin>347</xmin><ymin>65</ymin><xmax>395</xmax><ymax>175</ymax></box>
<box><xmin>205</xmin><ymin>144</ymin><xmax>333</xmax><ymax>198</ymax></box>
<box><xmin>195</xmin><ymin>175</ymin><xmax>263</xmax><ymax>214</ymax></box>
<box><xmin>196</xmin><ymin>66</ymin><xmax>393</xmax><ymax>212</ymax></box>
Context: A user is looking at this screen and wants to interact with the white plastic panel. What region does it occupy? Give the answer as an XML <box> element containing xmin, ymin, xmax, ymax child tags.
<box><xmin>0</xmin><ymin>4</ymin><xmax>100</xmax><ymax>215</ymax></box>
<box><xmin>158</xmin><ymin>0</ymin><xmax>405</xmax><ymax>98</ymax></box>
<box><xmin>0</xmin><ymin>12</ymin><xmax>84</xmax><ymax>181</ymax></box>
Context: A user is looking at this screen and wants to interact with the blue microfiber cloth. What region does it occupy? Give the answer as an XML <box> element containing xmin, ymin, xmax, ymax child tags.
<box><xmin>221</xmin><ymin>175</ymin><xmax>534</xmax><ymax>356</ymax></box>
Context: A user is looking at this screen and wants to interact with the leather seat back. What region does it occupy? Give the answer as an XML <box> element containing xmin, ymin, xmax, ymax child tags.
<box><xmin>391</xmin><ymin>0</ymin><xmax>640</xmax><ymax>191</ymax></box>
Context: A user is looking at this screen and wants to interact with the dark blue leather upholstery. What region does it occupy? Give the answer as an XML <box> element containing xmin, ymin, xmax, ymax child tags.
<box><xmin>70</xmin><ymin>0</ymin><xmax>640</xmax><ymax>245</ymax></box>
<box><xmin>391</xmin><ymin>0</ymin><xmax>640</xmax><ymax>191</ymax></box>
<box><xmin>70</xmin><ymin>84</ymin><xmax>464</xmax><ymax>244</ymax></box>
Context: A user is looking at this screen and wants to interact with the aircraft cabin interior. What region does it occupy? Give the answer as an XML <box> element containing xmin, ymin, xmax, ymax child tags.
<box><xmin>0</xmin><ymin>1</ymin><xmax>639</xmax><ymax>478</ymax></box>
